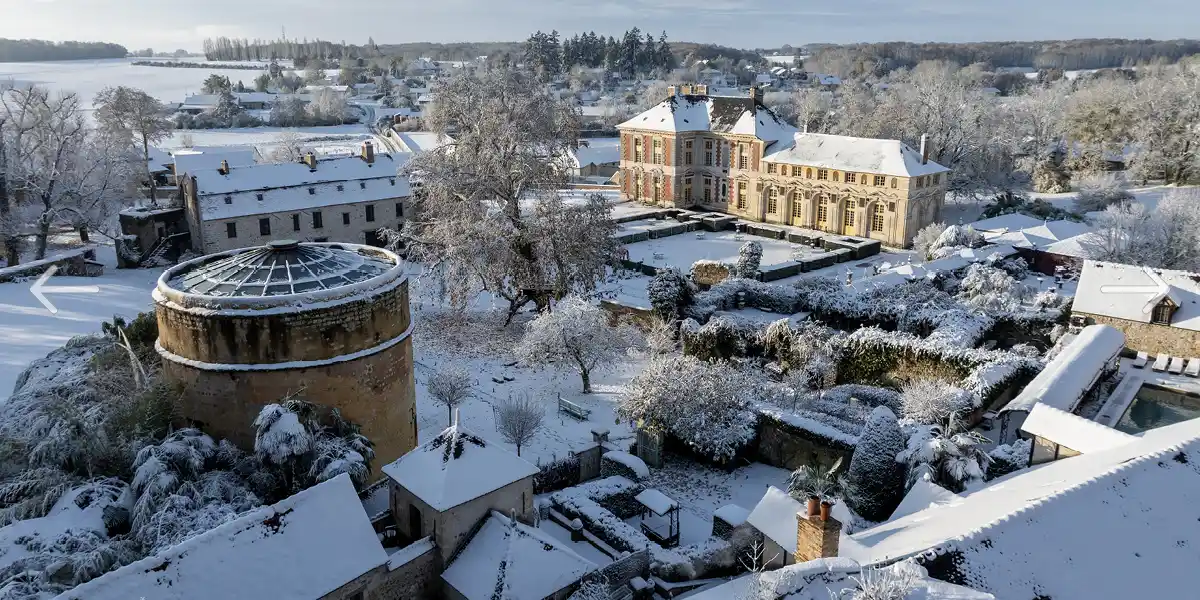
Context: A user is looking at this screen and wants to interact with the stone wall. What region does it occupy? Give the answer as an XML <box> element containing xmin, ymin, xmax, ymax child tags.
<box><xmin>197</xmin><ymin>195</ymin><xmax>406</xmax><ymax>255</ymax></box>
<box><xmin>594</xmin><ymin>548</ymin><xmax>651</xmax><ymax>589</ymax></box>
<box><xmin>755</xmin><ymin>419</ymin><xmax>855</xmax><ymax>472</ymax></box>
<box><xmin>1076</xmin><ymin>312</ymin><xmax>1200</xmax><ymax>357</ymax></box>
<box><xmin>0</xmin><ymin>246</ymin><xmax>99</xmax><ymax>283</ymax></box>
<box><xmin>366</xmin><ymin>543</ymin><xmax>442</xmax><ymax>600</ymax></box>
<box><xmin>390</xmin><ymin>477</ymin><xmax>535</xmax><ymax>563</ymax></box>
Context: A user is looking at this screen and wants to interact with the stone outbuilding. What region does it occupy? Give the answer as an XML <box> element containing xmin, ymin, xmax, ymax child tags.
<box><xmin>153</xmin><ymin>240</ymin><xmax>417</xmax><ymax>467</ymax></box>
<box><xmin>1073</xmin><ymin>260</ymin><xmax>1200</xmax><ymax>356</ymax></box>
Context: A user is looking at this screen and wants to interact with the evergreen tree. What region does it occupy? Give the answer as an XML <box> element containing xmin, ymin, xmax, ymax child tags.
<box><xmin>843</xmin><ymin>406</ymin><xmax>907</xmax><ymax>522</ymax></box>
<box><xmin>641</xmin><ymin>32</ymin><xmax>657</xmax><ymax>73</ymax></box>
<box><xmin>657</xmin><ymin>31</ymin><xmax>675</xmax><ymax>70</ymax></box>
<box><xmin>620</xmin><ymin>28</ymin><xmax>642</xmax><ymax>76</ymax></box>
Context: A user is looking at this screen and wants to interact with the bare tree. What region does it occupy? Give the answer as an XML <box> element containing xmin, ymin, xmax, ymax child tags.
<box><xmin>426</xmin><ymin>365</ymin><xmax>473</xmax><ymax>426</ymax></box>
<box><xmin>495</xmin><ymin>393</ymin><xmax>544</xmax><ymax>457</ymax></box>
<box><xmin>94</xmin><ymin>86</ymin><xmax>172</xmax><ymax>203</ymax></box>
<box><xmin>381</xmin><ymin>69</ymin><xmax>617</xmax><ymax>324</ymax></box>
<box><xmin>267</xmin><ymin>129</ymin><xmax>309</xmax><ymax>163</ymax></box>
<box><xmin>514</xmin><ymin>295</ymin><xmax>637</xmax><ymax>393</ymax></box>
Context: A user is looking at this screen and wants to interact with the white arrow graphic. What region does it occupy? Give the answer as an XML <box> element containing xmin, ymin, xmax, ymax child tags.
<box><xmin>1098</xmin><ymin>267</ymin><xmax>1170</xmax><ymax>314</ymax></box>
<box><xmin>30</xmin><ymin>265</ymin><xmax>100</xmax><ymax>314</ymax></box>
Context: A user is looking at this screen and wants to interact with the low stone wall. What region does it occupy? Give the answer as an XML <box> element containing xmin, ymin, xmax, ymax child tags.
<box><xmin>600</xmin><ymin>300</ymin><xmax>656</xmax><ymax>327</ymax></box>
<box><xmin>365</xmin><ymin>539</ymin><xmax>442</xmax><ymax>600</ymax></box>
<box><xmin>593</xmin><ymin>548</ymin><xmax>651</xmax><ymax>590</ymax></box>
<box><xmin>0</xmin><ymin>246</ymin><xmax>100</xmax><ymax>283</ymax></box>
<box><xmin>1076</xmin><ymin>312</ymin><xmax>1200</xmax><ymax>357</ymax></box>
<box><xmin>754</xmin><ymin>418</ymin><xmax>855</xmax><ymax>472</ymax></box>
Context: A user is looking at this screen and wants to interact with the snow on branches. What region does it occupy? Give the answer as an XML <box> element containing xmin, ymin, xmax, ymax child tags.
<box><xmin>899</xmin><ymin>420</ymin><xmax>992</xmax><ymax>493</ymax></box>
<box><xmin>899</xmin><ymin>379</ymin><xmax>975</xmax><ymax>426</ymax></box>
<box><xmin>619</xmin><ymin>355</ymin><xmax>757</xmax><ymax>462</ymax></box>
<box><xmin>736</xmin><ymin>241</ymin><xmax>764</xmax><ymax>280</ymax></box>
<box><xmin>515</xmin><ymin>295</ymin><xmax>639</xmax><ymax>393</ymax></box>
<box><xmin>425</xmin><ymin>365</ymin><xmax>473</xmax><ymax>426</ymax></box>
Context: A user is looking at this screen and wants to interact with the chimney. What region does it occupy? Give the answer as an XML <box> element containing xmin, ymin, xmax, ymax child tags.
<box><xmin>794</xmin><ymin>505</ymin><xmax>841</xmax><ymax>562</ymax></box>
<box><xmin>303</xmin><ymin>152</ymin><xmax>317</xmax><ymax>171</ymax></box>
<box><xmin>694</xmin><ymin>84</ymin><xmax>708</xmax><ymax>96</ymax></box>
<box><xmin>666</xmin><ymin>85</ymin><xmax>677</xmax><ymax>99</ymax></box>
<box><xmin>362</xmin><ymin>141</ymin><xmax>375</xmax><ymax>165</ymax></box>
<box><xmin>749</xmin><ymin>85</ymin><xmax>759</xmax><ymax>103</ymax></box>
<box><xmin>920</xmin><ymin>134</ymin><xmax>929</xmax><ymax>165</ymax></box>
<box><xmin>218</xmin><ymin>159</ymin><xmax>230</xmax><ymax>175</ymax></box>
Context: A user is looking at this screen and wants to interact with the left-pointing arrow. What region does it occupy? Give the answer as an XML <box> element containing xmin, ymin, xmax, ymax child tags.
<box><xmin>30</xmin><ymin>265</ymin><xmax>100</xmax><ymax>314</ymax></box>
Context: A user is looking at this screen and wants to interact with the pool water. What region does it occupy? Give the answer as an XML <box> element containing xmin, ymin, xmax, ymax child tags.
<box><xmin>1115</xmin><ymin>384</ymin><xmax>1200</xmax><ymax>434</ymax></box>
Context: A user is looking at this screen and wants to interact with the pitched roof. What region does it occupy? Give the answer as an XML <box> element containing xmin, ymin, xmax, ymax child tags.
<box><xmin>840</xmin><ymin>417</ymin><xmax>1200</xmax><ymax>599</ymax></box>
<box><xmin>763</xmin><ymin>133</ymin><xmax>950</xmax><ymax>177</ymax></box>
<box><xmin>999</xmin><ymin>324</ymin><xmax>1124</xmax><ymax>415</ymax></box>
<box><xmin>685</xmin><ymin>559</ymin><xmax>993</xmax><ymax>600</ymax></box>
<box><xmin>173</xmin><ymin>149</ymin><xmax>258</xmax><ymax>176</ymax></box>
<box><xmin>966</xmin><ymin>214</ymin><xmax>1045</xmax><ymax>233</ymax></box>
<box><xmin>617</xmin><ymin>93</ymin><xmax>798</xmax><ymax>142</ymax></box>
<box><xmin>571</xmin><ymin>137</ymin><xmax>620</xmax><ymax>168</ymax></box>
<box><xmin>1020</xmin><ymin>403</ymin><xmax>1136</xmax><ymax>453</ymax></box>
<box><xmin>382</xmin><ymin>424</ymin><xmax>539</xmax><ymax>512</ymax></box>
<box><xmin>55</xmin><ymin>474</ymin><xmax>387</xmax><ymax>600</ymax></box>
<box><xmin>191</xmin><ymin>152</ymin><xmax>410</xmax><ymax>196</ymax></box>
<box><xmin>747</xmin><ymin>486</ymin><xmax>804</xmax><ymax>553</ymax></box>
<box><xmin>889</xmin><ymin>477</ymin><xmax>959</xmax><ymax>522</ymax></box>
<box><xmin>441</xmin><ymin>511</ymin><xmax>596</xmax><ymax>600</ymax></box>
<box><xmin>1074</xmin><ymin>260</ymin><xmax>1200</xmax><ymax>331</ymax></box>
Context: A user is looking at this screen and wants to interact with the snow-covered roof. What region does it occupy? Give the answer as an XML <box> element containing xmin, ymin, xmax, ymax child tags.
<box><xmin>685</xmin><ymin>559</ymin><xmax>993</xmax><ymax>600</ymax></box>
<box><xmin>967</xmin><ymin>214</ymin><xmax>1046</xmax><ymax>234</ymax></box>
<box><xmin>147</xmin><ymin>146</ymin><xmax>174</xmax><ymax>171</ymax></box>
<box><xmin>746</xmin><ymin>486</ymin><xmax>804</xmax><ymax>553</ymax></box>
<box><xmin>173</xmin><ymin>149</ymin><xmax>258</xmax><ymax>176</ymax></box>
<box><xmin>382</xmin><ymin>424</ymin><xmax>539</xmax><ymax>512</ymax></box>
<box><xmin>1020</xmin><ymin>403</ymin><xmax>1136</xmax><ymax>453</ymax></box>
<box><xmin>999</xmin><ymin>324</ymin><xmax>1124</xmax><ymax>415</ymax></box>
<box><xmin>840</xmin><ymin>417</ymin><xmax>1200</xmax><ymax>599</ymax></box>
<box><xmin>889</xmin><ymin>477</ymin><xmax>958</xmax><ymax>522</ymax></box>
<box><xmin>571</xmin><ymin>138</ymin><xmax>620</xmax><ymax>168</ymax></box>
<box><xmin>233</xmin><ymin>91</ymin><xmax>276</xmax><ymax>104</ymax></box>
<box><xmin>714</xmin><ymin>504</ymin><xmax>750</xmax><ymax>526</ymax></box>
<box><xmin>393</xmin><ymin>132</ymin><xmax>450</xmax><ymax>154</ymax></box>
<box><xmin>618</xmin><ymin>93</ymin><xmax>797</xmax><ymax>143</ymax></box>
<box><xmin>635</xmin><ymin>488</ymin><xmax>678</xmax><ymax>515</ymax></box>
<box><xmin>848</xmin><ymin>245</ymin><xmax>1018</xmax><ymax>293</ymax></box>
<box><xmin>441</xmin><ymin>511</ymin><xmax>595</xmax><ymax>600</ymax></box>
<box><xmin>199</xmin><ymin>172</ymin><xmax>411</xmax><ymax>221</ymax></box>
<box><xmin>57</xmin><ymin>474</ymin><xmax>387</xmax><ymax>600</ymax></box>
<box><xmin>977</xmin><ymin>217</ymin><xmax>1092</xmax><ymax>249</ymax></box>
<box><xmin>180</xmin><ymin>93</ymin><xmax>219</xmax><ymax>108</ymax></box>
<box><xmin>1074</xmin><ymin>260</ymin><xmax>1200</xmax><ymax>331</ymax></box>
<box><xmin>763</xmin><ymin>133</ymin><xmax>950</xmax><ymax>177</ymax></box>
<box><xmin>983</xmin><ymin>230</ymin><xmax>1055</xmax><ymax>249</ymax></box>
<box><xmin>191</xmin><ymin>152</ymin><xmax>409</xmax><ymax>197</ymax></box>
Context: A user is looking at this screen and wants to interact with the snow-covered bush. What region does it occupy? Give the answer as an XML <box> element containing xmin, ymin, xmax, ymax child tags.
<box><xmin>912</xmin><ymin>222</ymin><xmax>947</xmax><ymax>260</ymax></box>
<box><xmin>619</xmin><ymin>355</ymin><xmax>757</xmax><ymax>463</ymax></box>
<box><xmin>690</xmin><ymin>259</ymin><xmax>732</xmax><ymax>287</ymax></box>
<box><xmin>1074</xmin><ymin>173</ymin><xmax>1133</xmax><ymax>213</ymax></box>
<box><xmin>928</xmin><ymin>225</ymin><xmax>985</xmax><ymax>260</ymax></box>
<box><xmin>899</xmin><ymin>379</ymin><xmax>974</xmax><ymax>425</ymax></box>
<box><xmin>680</xmin><ymin>317</ymin><xmax>747</xmax><ymax>361</ymax></box>
<box><xmin>986</xmin><ymin>438</ymin><xmax>1032</xmax><ymax>480</ymax></box>
<box><xmin>600</xmin><ymin>451</ymin><xmax>650</xmax><ymax>481</ymax></box>
<box><xmin>645</xmin><ymin>318</ymin><xmax>678</xmax><ymax>355</ymax></box>
<box><xmin>761</xmin><ymin>320</ymin><xmax>844</xmax><ymax>390</ymax></box>
<box><xmin>533</xmin><ymin>453</ymin><xmax>581</xmax><ymax>494</ymax></box>
<box><xmin>1032</xmin><ymin>156</ymin><xmax>1071</xmax><ymax>193</ymax></box>
<box><xmin>899</xmin><ymin>421</ymin><xmax>992</xmax><ymax>493</ymax></box>
<box><xmin>515</xmin><ymin>295</ymin><xmax>639</xmax><ymax>393</ymax></box>
<box><xmin>569</xmin><ymin>579</ymin><xmax>610</xmax><ymax>600</ymax></box>
<box><xmin>253</xmin><ymin>398</ymin><xmax>375</xmax><ymax>495</ymax></box>
<box><xmin>736</xmin><ymin>241</ymin><xmax>764</xmax><ymax>279</ymax></box>
<box><xmin>957</xmin><ymin>263</ymin><xmax>1030</xmax><ymax>312</ymax></box>
<box><xmin>646</xmin><ymin>267</ymin><xmax>693</xmax><ymax>320</ymax></box>
<box><xmin>842</xmin><ymin>407</ymin><xmax>907</xmax><ymax>522</ymax></box>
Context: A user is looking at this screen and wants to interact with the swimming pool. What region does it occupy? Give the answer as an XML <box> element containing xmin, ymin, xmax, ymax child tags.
<box><xmin>1114</xmin><ymin>383</ymin><xmax>1200</xmax><ymax>434</ymax></box>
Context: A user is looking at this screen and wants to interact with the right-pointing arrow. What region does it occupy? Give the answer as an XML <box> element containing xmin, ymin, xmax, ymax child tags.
<box><xmin>1097</xmin><ymin>267</ymin><xmax>1171</xmax><ymax>315</ymax></box>
<box><xmin>29</xmin><ymin>265</ymin><xmax>100</xmax><ymax>315</ymax></box>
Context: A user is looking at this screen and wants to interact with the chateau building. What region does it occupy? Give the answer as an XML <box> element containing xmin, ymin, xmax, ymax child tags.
<box><xmin>617</xmin><ymin>86</ymin><xmax>951</xmax><ymax>247</ymax></box>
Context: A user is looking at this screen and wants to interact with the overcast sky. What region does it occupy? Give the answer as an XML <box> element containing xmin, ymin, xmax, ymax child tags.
<box><xmin>2</xmin><ymin>0</ymin><xmax>1196</xmax><ymax>51</ymax></box>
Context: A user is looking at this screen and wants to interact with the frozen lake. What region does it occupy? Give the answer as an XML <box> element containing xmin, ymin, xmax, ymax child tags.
<box><xmin>0</xmin><ymin>57</ymin><xmax>277</xmax><ymax>111</ymax></box>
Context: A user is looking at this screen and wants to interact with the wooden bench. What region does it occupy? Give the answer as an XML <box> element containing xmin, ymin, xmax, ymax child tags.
<box><xmin>558</xmin><ymin>396</ymin><xmax>591</xmax><ymax>421</ymax></box>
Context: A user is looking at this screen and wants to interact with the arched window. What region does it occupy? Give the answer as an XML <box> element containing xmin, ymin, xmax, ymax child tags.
<box><xmin>890</xmin><ymin>178</ymin><xmax>898</xmax><ymax>189</ymax></box>
<box><xmin>806</xmin><ymin>168</ymin><xmax>813</xmax><ymax>179</ymax></box>
<box><xmin>767</xmin><ymin>187</ymin><xmax>780</xmax><ymax>214</ymax></box>
<box><xmin>871</xmin><ymin>203</ymin><xmax>885</xmax><ymax>232</ymax></box>
<box><xmin>817</xmin><ymin>195</ymin><xmax>829</xmax><ymax>224</ymax></box>
<box><xmin>833</xmin><ymin>171</ymin><xmax>840</xmax><ymax>182</ymax></box>
<box><xmin>653</xmin><ymin>173</ymin><xmax>663</xmax><ymax>202</ymax></box>
<box><xmin>792</xmin><ymin>193</ymin><xmax>804</xmax><ymax>218</ymax></box>
<box><xmin>844</xmin><ymin>203</ymin><xmax>855</xmax><ymax>228</ymax></box>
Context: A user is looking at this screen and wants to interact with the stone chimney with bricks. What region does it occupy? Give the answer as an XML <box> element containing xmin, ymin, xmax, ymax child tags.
<box><xmin>920</xmin><ymin>134</ymin><xmax>930</xmax><ymax>165</ymax></box>
<box><xmin>749</xmin><ymin>85</ymin><xmax>759</xmax><ymax>103</ymax></box>
<box><xmin>218</xmin><ymin>159</ymin><xmax>230</xmax><ymax>175</ymax></box>
<box><xmin>303</xmin><ymin>152</ymin><xmax>317</xmax><ymax>171</ymax></box>
<box><xmin>794</xmin><ymin>499</ymin><xmax>840</xmax><ymax>562</ymax></box>
<box><xmin>361</xmin><ymin>141</ymin><xmax>375</xmax><ymax>165</ymax></box>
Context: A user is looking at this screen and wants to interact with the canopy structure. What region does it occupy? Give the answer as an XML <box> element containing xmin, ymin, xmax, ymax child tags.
<box><xmin>635</xmin><ymin>488</ymin><xmax>680</xmax><ymax>548</ymax></box>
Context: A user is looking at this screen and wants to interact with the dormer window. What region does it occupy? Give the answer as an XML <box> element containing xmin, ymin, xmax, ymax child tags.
<box><xmin>337</xmin><ymin>184</ymin><xmax>344</xmax><ymax>192</ymax></box>
<box><xmin>224</xmin><ymin>196</ymin><xmax>232</xmax><ymax>204</ymax></box>
<box><xmin>360</xmin><ymin>182</ymin><xmax>367</xmax><ymax>190</ymax></box>
<box><xmin>308</xmin><ymin>187</ymin><xmax>316</xmax><ymax>195</ymax></box>
<box><xmin>256</xmin><ymin>193</ymin><xmax>264</xmax><ymax>201</ymax></box>
<box><xmin>1151</xmin><ymin>297</ymin><xmax>1177</xmax><ymax>325</ymax></box>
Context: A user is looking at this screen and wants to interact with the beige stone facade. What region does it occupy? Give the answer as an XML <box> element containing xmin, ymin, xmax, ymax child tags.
<box><xmin>617</xmin><ymin>91</ymin><xmax>949</xmax><ymax>247</ymax></box>
<box><xmin>389</xmin><ymin>476</ymin><xmax>535</xmax><ymax>563</ymax></box>
<box><xmin>192</xmin><ymin>197</ymin><xmax>406</xmax><ymax>255</ymax></box>
<box><xmin>1075</xmin><ymin>312</ymin><xmax>1200</xmax><ymax>357</ymax></box>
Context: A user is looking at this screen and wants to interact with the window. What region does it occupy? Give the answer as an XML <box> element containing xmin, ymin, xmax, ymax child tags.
<box><xmin>652</xmin><ymin>138</ymin><xmax>663</xmax><ymax>165</ymax></box>
<box><xmin>685</xmin><ymin>151</ymin><xmax>692</xmax><ymax>165</ymax></box>
<box><xmin>890</xmin><ymin>178</ymin><xmax>898</xmax><ymax>189</ymax></box>
<box><xmin>806</xmin><ymin>168</ymin><xmax>813</xmax><ymax>179</ymax></box>
<box><xmin>1152</xmin><ymin>302</ymin><xmax>1174</xmax><ymax>324</ymax></box>
<box><xmin>792</xmin><ymin>196</ymin><xmax>803</xmax><ymax>218</ymax></box>
<box><xmin>634</xmin><ymin>173</ymin><xmax>643</xmax><ymax>200</ymax></box>
<box><xmin>292</xmin><ymin>214</ymin><xmax>301</xmax><ymax>231</ymax></box>
<box><xmin>684</xmin><ymin>184</ymin><xmax>692</xmax><ymax>201</ymax></box>
<box><xmin>705</xmin><ymin>151</ymin><xmax>713</xmax><ymax>166</ymax></box>
<box><xmin>705</xmin><ymin>140</ymin><xmax>713</xmax><ymax>150</ymax></box>
<box><xmin>259</xmin><ymin>218</ymin><xmax>271</xmax><ymax>236</ymax></box>
<box><xmin>738</xmin><ymin>144</ymin><xmax>749</xmax><ymax>170</ymax></box>
<box><xmin>224</xmin><ymin>196</ymin><xmax>232</xmax><ymax>205</ymax></box>
<box><xmin>916</xmin><ymin>176</ymin><xmax>925</xmax><ymax>189</ymax></box>
<box><xmin>634</xmin><ymin>138</ymin><xmax>644</xmax><ymax>162</ymax></box>
<box><xmin>817</xmin><ymin>169</ymin><xmax>829</xmax><ymax>181</ymax></box>
<box><xmin>703</xmin><ymin>176</ymin><xmax>712</xmax><ymax>203</ymax></box>
<box><xmin>226</xmin><ymin>222</ymin><xmax>237</xmax><ymax>238</ymax></box>
<box><xmin>336</xmin><ymin>184</ymin><xmax>344</xmax><ymax>192</ymax></box>
<box><xmin>366</xmin><ymin>205</ymin><xmax>375</xmax><ymax>222</ymax></box>
<box><xmin>653</xmin><ymin>174</ymin><xmax>662</xmax><ymax>202</ymax></box>
<box><xmin>685</xmin><ymin>140</ymin><xmax>693</xmax><ymax>150</ymax></box>
<box><xmin>360</xmin><ymin>182</ymin><xmax>367</xmax><ymax>190</ymax></box>
<box><xmin>767</xmin><ymin>163</ymin><xmax>776</xmax><ymax>174</ymax></box>
<box><xmin>736</xmin><ymin>181</ymin><xmax>748</xmax><ymax>209</ymax></box>
<box><xmin>342</xmin><ymin>212</ymin><xmax>351</xmax><ymax>225</ymax></box>
<box><xmin>932</xmin><ymin>174</ymin><xmax>941</xmax><ymax>185</ymax></box>
<box><xmin>845</xmin><ymin>172</ymin><xmax>856</xmax><ymax>184</ymax></box>
<box><xmin>312</xmin><ymin>211</ymin><xmax>323</xmax><ymax>229</ymax></box>
<box><xmin>888</xmin><ymin>202</ymin><xmax>896</xmax><ymax>212</ymax></box>
<box><xmin>720</xmin><ymin>181</ymin><xmax>727</xmax><ymax>200</ymax></box>
<box><xmin>308</xmin><ymin>187</ymin><xmax>316</xmax><ymax>195</ymax></box>
<box><xmin>767</xmin><ymin>187</ymin><xmax>779</xmax><ymax>214</ymax></box>
<box><xmin>844</xmin><ymin>204</ymin><xmax>855</xmax><ymax>228</ymax></box>
<box><xmin>817</xmin><ymin>197</ymin><xmax>828</xmax><ymax>223</ymax></box>
<box><xmin>256</xmin><ymin>193</ymin><xmax>264</xmax><ymax>201</ymax></box>
<box><xmin>872</xmin><ymin>203</ymin><xmax>885</xmax><ymax>232</ymax></box>
<box><xmin>873</xmin><ymin>175</ymin><xmax>886</xmax><ymax>187</ymax></box>
<box><xmin>396</xmin><ymin>202</ymin><xmax>404</xmax><ymax>218</ymax></box>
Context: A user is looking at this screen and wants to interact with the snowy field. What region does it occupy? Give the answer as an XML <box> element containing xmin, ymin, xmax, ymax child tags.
<box><xmin>624</xmin><ymin>230</ymin><xmax>818</xmax><ymax>269</ymax></box>
<box><xmin>0</xmin><ymin>58</ymin><xmax>275</xmax><ymax>111</ymax></box>
<box><xmin>940</xmin><ymin>185</ymin><xmax>1180</xmax><ymax>225</ymax></box>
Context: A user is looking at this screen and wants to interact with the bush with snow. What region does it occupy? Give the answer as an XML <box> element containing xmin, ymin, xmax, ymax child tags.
<box><xmin>912</xmin><ymin>222</ymin><xmax>947</xmax><ymax>260</ymax></box>
<box><xmin>927</xmin><ymin>224</ymin><xmax>985</xmax><ymax>260</ymax></box>
<box><xmin>252</xmin><ymin>398</ymin><xmax>375</xmax><ymax>495</ymax></box>
<box><xmin>956</xmin><ymin>263</ymin><xmax>1030</xmax><ymax>312</ymax></box>
<box><xmin>680</xmin><ymin>316</ymin><xmax>747</xmax><ymax>362</ymax></box>
<box><xmin>842</xmin><ymin>407</ymin><xmax>907</xmax><ymax>522</ymax></box>
<box><xmin>619</xmin><ymin>355</ymin><xmax>757</xmax><ymax>463</ymax></box>
<box><xmin>1074</xmin><ymin>173</ymin><xmax>1132</xmax><ymax>213</ymax></box>
<box><xmin>736</xmin><ymin>241</ymin><xmax>764</xmax><ymax>279</ymax></box>
<box><xmin>515</xmin><ymin>295</ymin><xmax>639</xmax><ymax>393</ymax></box>
<box><xmin>899</xmin><ymin>420</ymin><xmax>992</xmax><ymax>493</ymax></box>
<box><xmin>987</xmin><ymin>438</ymin><xmax>1032</xmax><ymax>481</ymax></box>
<box><xmin>899</xmin><ymin>379</ymin><xmax>974</xmax><ymax>425</ymax></box>
<box><xmin>647</xmin><ymin>267</ymin><xmax>693</xmax><ymax>321</ymax></box>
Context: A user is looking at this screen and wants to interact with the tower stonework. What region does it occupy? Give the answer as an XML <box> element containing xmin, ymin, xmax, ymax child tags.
<box><xmin>153</xmin><ymin>240</ymin><xmax>418</xmax><ymax>468</ymax></box>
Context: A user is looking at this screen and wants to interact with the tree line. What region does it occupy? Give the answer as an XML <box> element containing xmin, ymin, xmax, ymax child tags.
<box><xmin>0</xmin><ymin>38</ymin><xmax>127</xmax><ymax>62</ymax></box>
<box><xmin>524</xmin><ymin>28</ymin><xmax>675</xmax><ymax>79</ymax></box>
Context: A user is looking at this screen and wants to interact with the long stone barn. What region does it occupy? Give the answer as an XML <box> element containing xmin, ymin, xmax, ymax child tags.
<box><xmin>152</xmin><ymin>239</ymin><xmax>418</xmax><ymax>467</ymax></box>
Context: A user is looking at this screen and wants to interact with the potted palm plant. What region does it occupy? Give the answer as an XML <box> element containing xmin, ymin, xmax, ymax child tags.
<box><xmin>787</xmin><ymin>457</ymin><xmax>843</xmax><ymax>519</ymax></box>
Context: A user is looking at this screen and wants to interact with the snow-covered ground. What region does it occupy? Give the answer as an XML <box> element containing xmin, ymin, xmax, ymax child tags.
<box><xmin>636</xmin><ymin>459</ymin><xmax>790</xmax><ymax>545</ymax></box>
<box><xmin>162</xmin><ymin>125</ymin><xmax>386</xmax><ymax>161</ymax></box>
<box><xmin>941</xmin><ymin>185</ymin><xmax>1182</xmax><ymax>225</ymax></box>
<box><xmin>624</xmin><ymin>230</ymin><xmax>817</xmax><ymax>270</ymax></box>
<box><xmin>0</xmin><ymin>58</ymin><xmax>273</xmax><ymax>111</ymax></box>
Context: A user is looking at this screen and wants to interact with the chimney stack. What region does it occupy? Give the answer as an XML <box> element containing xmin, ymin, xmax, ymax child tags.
<box><xmin>362</xmin><ymin>141</ymin><xmax>375</xmax><ymax>165</ymax></box>
<box><xmin>303</xmin><ymin>152</ymin><xmax>317</xmax><ymax>171</ymax></box>
<box><xmin>667</xmin><ymin>85</ymin><xmax>677</xmax><ymax>99</ymax></box>
<box><xmin>920</xmin><ymin>134</ymin><xmax>929</xmax><ymax>165</ymax></box>
<box><xmin>749</xmin><ymin>85</ymin><xmax>759</xmax><ymax>103</ymax></box>
<box><xmin>218</xmin><ymin>159</ymin><xmax>230</xmax><ymax>175</ymax></box>
<box><xmin>795</xmin><ymin>505</ymin><xmax>841</xmax><ymax>563</ymax></box>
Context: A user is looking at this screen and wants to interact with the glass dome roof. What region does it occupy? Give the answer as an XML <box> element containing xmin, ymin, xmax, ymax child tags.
<box><xmin>168</xmin><ymin>240</ymin><xmax>394</xmax><ymax>298</ymax></box>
